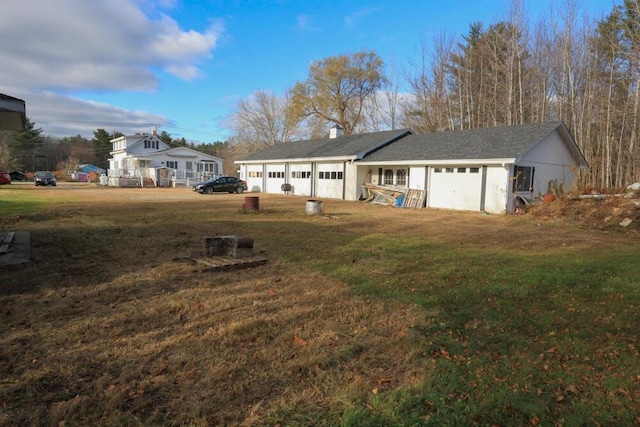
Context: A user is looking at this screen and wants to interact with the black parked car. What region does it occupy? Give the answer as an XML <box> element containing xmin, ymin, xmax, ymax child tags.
<box><xmin>193</xmin><ymin>176</ymin><xmax>247</xmax><ymax>194</ymax></box>
<box><xmin>34</xmin><ymin>171</ymin><xmax>56</xmax><ymax>186</ymax></box>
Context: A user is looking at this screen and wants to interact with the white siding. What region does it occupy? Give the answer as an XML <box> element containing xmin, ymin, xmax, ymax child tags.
<box><xmin>409</xmin><ymin>166</ymin><xmax>427</xmax><ymax>190</ymax></box>
<box><xmin>484</xmin><ymin>166</ymin><xmax>509</xmax><ymax>214</ymax></box>
<box><xmin>519</xmin><ymin>133</ymin><xmax>578</xmax><ymax>195</ymax></box>
<box><xmin>343</xmin><ymin>162</ymin><xmax>360</xmax><ymax>200</ymax></box>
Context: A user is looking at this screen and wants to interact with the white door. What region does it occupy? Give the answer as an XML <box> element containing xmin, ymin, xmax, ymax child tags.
<box><xmin>429</xmin><ymin>166</ymin><xmax>483</xmax><ymax>211</ymax></box>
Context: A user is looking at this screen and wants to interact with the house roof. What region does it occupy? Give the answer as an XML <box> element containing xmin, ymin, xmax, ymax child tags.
<box><xmin>362</xmin><ymin>121</ymin><xmax>587</xmax><ymax>166</ymax></box>
<box><xmin>237</xmin><ymin>128</ymin><xmax>412</xmax><ymax>163</ymax></box>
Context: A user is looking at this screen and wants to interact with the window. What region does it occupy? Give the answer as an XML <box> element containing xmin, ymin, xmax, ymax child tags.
<box><xmin>513</xmin><ymin>166</ymin><xmax>534</xmax><ymax>192</ymax></box>
<box><xmin>384</xmin><ymin>169</ymin><xmax>394</xmax><ymax>185</ymax></box>
<box><xmin>293</xmin><ymin>171</ymin><xmax>311</xmax><ymax>179</ymax></box>
<box><xmin>186</xmin><ymin>162</ymin><xmax>193</xmax><ymax>171</ymax></box>
<box><xmin>434</xmin><ymin>168</ymin><xmax>442</xmax><ymax>173</ymax></box>
<box><xmin>457</xmin><ymin>168</ymin><xmax>466</xmax><ymax>173</ymax></box>
<box><xmin>166</xmin><ymin>161</ymin><xmax>178</xmax><ymax>169</ymax></box>
<box><xmin>397</xmin><ymin>169</ymin><xmax>407</xmax><ymax>186</ymax></box>
<box><xmin>470</xmin><ymin>167</ymin><xmax>480</xmax><ymax>173</ymax></box>
<box><xmin>143</xmin><ymin>139</ymin><xmax>159</xmax><ymax>149</ymax></box>
<box><xmin>445</xmin><ymin>167</ymin><xmax>454</xmax><ymax>173</ymax></box>
<box><xmin>318</xmin><ymin>171</ymin><xmax>342</xmax><ymax>180</ymax></box>
<box><xmin>248</xmin><ymin>171</ymin><xmax>263</xmax><ymax>178</ymax></box>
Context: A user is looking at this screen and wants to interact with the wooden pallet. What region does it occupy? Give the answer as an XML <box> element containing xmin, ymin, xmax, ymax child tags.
<box><xmin>186</xmin><ymin>256</ymin><xmax>267</xmax><ymax>272</ymax></box>
<box><xmin>402</xmin><ymin>189</ymin><xmax>427</xmax><ymax>209</ymax></box>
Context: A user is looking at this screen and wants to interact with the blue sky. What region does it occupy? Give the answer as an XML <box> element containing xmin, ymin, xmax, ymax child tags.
<box><xmin>0</xmin><ymin>0</ymin><xmax>616</xmax><ymax>144</ymax></box>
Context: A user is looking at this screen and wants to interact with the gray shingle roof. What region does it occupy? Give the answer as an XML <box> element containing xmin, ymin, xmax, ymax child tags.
<box><xmin>363</xmin><ymin>121</ymin><xmax>567</xmax><ymax>162</ymax></box>
<box><xmin>238</xmin><ymin>128</ymin><xmax>412</xmax><ymax>162</ymax></box>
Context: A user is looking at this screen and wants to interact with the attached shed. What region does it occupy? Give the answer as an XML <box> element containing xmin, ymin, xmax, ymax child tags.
<box><xmin>360</xmin><ymin>121</ymin><xmax>587</xmax><ymax>213</ymax></box>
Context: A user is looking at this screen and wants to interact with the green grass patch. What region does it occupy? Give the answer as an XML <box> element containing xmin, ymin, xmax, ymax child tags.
<box><xmin>308</xmin><ymin>234</ymin><xmax>640</xmax><ymax>425</ymax></box>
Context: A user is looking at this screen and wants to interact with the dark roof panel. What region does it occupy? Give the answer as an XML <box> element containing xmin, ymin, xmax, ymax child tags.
<box><xmin>238</xmin><ymin>128</ymin><xmax>412</xmax><ymax>161</ymax></box>
<box><xmin>364</xmin><ymin>121</ymin><xmax>565</xmax><ymax>161</ymax></box>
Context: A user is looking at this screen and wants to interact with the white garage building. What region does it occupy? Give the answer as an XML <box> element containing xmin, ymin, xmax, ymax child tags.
<box><xmin>235</xmin><ymin>122</ymin><xmax>588</xmax><ymax>214</ymax></box>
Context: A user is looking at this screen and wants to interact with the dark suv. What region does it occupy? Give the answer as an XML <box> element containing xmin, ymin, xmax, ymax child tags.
<box><xmin>193</xmin><ymin>176</ymin><xmax>247</xmax><ymax>194</ymax></box>
<box><xmin>35</xmin><ymin>171</ymin><xmax>56</xmax><ymax>186</ymax></box>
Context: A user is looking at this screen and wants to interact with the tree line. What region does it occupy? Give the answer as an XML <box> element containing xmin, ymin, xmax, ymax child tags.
<box><xmin>229</xmin><ymin>0</ymin><xmax>640</xmax><ymax>189</ymax></box>
<box><xmin>0</xmin><ymin>120</ymin><xmax>232</xmax><ymax>175</ymax></box>
<box><xmin>3</xmin><ymin>0</ymin><xmax>638</xmax><ymax>188</ymax></box>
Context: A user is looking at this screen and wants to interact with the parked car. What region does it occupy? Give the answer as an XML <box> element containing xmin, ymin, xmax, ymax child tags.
<box><xmin>34</xmin><ymin>171</ymin><xmax>56</xmax><ymax>186</ymax></box>
<box><xmin>0</xmin><ymin>172</ymin><xmax>10</xmax><ymax>185</ymax></box>
<box><xmin>193</xmin><ymin>176</ymin><xmax>247</xmax><ymax>194</ymax></box>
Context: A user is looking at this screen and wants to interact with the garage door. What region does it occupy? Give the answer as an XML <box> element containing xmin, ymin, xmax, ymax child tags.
<box><xmin>265</xmin><ymin>165</ymin><xmax>286</xmax><ymax>193</ymax></box>
<box><xmin>429</xmin><ymin>167</ymin><xmax>482</xmax><ymax>211</ymax></box>
<box><xmin>316</xmin><ymin>164</ymin><xmax>344</xmax><ymax>199</ymax></box>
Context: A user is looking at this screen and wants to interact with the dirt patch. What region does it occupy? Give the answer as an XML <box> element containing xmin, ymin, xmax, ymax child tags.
<box><xmin>526</xmin><ymin>192</ymin><xmax>640</xmax><ymax>231</ymax></box>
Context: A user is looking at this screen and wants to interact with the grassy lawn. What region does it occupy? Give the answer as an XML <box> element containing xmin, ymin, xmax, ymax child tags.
<box><xmin>1</xmin><ymin>183</ymin><xmax>639</xmax><ymax>426</ymax></box>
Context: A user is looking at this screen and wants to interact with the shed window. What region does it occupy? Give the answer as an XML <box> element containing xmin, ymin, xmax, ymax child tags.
<box><xmin>513</xmin><ymin>166</ymin><xmax>535</xmax><ymax>192</ymax></box>
<box><xmin>397</xmin><ymin>169</ymin><xmax>406</xmax><ymax>186</ymax></box>
<box><xmin>384</xmin><ymin>169</ymin><xmax>394</xmax><ymax>185</ymax></box>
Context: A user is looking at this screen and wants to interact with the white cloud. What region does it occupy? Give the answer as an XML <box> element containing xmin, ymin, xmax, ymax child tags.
<box><xmin>0</xmin><ymin>0</ymin><xmax>222</xmax><ymax>136</ymax></box>
<box><xmin>3</xmin><ymin>87</ymin><xmax>171</xmax><ymax>137</ymax></box>
<box><xmin>344</xmin><ymin>7</ymin><xmax>380</xmax><ymax>29</ymax></box>
<box><xmin>295</xmin><ymin>14</ymin><xmax>320</xmax><ymax>32</ymax></box>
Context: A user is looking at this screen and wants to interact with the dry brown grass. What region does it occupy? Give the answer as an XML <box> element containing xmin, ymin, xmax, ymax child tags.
<box><xmin>0</xmin><ymin>184</ymin><xmax>435</xmax><ymax>426</ymax></box>
<box><xmin>1</xmin><ymin>183</ymin><xmax>637</xmax><ymax>426</ymax></box>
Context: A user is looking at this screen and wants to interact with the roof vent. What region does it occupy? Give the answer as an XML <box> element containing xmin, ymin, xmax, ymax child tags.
<box><xmin>330</xmin><ymin>125</ymin><xmax>343</xmax><ymax>139</ymax></box>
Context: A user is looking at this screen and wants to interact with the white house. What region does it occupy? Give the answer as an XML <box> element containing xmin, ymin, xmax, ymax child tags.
<box><xmin>235</xmin><ymin>122</ymin><xmax>588</xmax><ymax>214</ymax></box>
<box><xmin>108</xmin><ymin>132</ymin><xmax>223</xmax><ymax>187</ymax></box>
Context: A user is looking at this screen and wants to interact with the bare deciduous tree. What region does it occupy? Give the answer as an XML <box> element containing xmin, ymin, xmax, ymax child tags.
<box><xmin>231</xmin><ymin>90</ymin><xmax>300</xmax><ymax>151</ymax></box>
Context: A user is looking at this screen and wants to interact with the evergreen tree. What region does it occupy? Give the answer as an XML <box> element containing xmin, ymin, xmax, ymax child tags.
<box><xmin>92</xmin><ymin>129</ymin><xmax>122</xmax><ymax>169</ymax></box>
<box><xmin>8</xmin><ymin>118</ymin><xmax>44</xmax><ymax>171</ymax></box>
